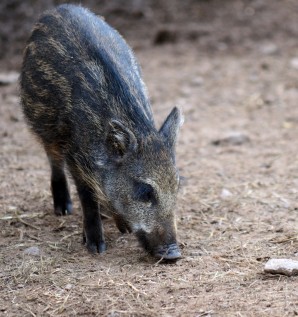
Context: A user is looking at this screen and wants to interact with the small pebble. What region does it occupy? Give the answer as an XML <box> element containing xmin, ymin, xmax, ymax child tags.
<box><xmin>191</xmin><ymin>76</ymin><xmax>204</xmax><ymax>87</ymax></box>
<box><xmin>220</xmin><ymin>189</ymin><xmax>233</xmax><ymax>200</ymax></box>
<box><xmin>189</xmin><ymin>251</ymin><xmax>203</xmax><ymax>257</ymax></box>
<box><xmin>0</xmin><ymin>72</ymin><xmax>19</xmax><ymax>85</ymax></box>
<box><xmin>259</xmin><ymin>43</ymin><xmax>278</xmax><ymax>55</ymax></box>
<box><xmin>65</xmin><ymin>283</ymin><xmax>73</xmax><ymax>290</ymax></box>
<box><xmin>23</xmin><ymin>246</ymin><xmax>41</xmax><ymax>257</ymax></box>
<box><xmin>180</xmin><ymin>86</ymin><xmax>192</xmax><ymax>97</ymax></box>
<box><xmin>7</xmin><ymin>205</ymin><xmax>17</xmax><ymax>211</ymax></box>
<box><xmin>264</xmin><ymin>258</ymin><xmax>298</xmax><ymax>276</ymax></box>
<box><xmin>290</xmin><ymin>58</ymin><xmax>298</xmax><ymax>70</ymax></box>
<box><xmin>212</xmin><ymin>132</ymin><xmax>250</xmax><ymax>146</ymax></box>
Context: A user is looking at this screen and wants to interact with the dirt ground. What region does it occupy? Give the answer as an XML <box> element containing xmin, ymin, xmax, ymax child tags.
<box><xmin>0</xmin><ymin>0</ymin><xmax>298</xmax><ymax>316</ymax></box>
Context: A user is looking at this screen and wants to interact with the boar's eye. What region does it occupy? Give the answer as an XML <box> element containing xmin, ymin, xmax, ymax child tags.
<box><xmin>134</xmin><ymin>182</ymin><xmax>156</xmax><ymax>204</ymax></box>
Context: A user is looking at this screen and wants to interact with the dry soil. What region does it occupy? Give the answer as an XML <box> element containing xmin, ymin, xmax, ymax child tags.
<box><xmin>0</xmin><ymin>1</ymin><xmax>298</xmax><ymax>316</ymax></box>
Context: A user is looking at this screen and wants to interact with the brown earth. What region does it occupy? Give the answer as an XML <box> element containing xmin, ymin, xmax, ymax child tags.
<box><xmin>0</xmin><ymin>0</ymin><xmax>298</xmax><ymax>316</ymax></box>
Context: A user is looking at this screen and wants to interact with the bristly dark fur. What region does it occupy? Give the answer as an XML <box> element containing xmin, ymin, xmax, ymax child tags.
<box><xmin>20</xmin><ymin>4</ymin><xmax>182</xmax><ymax>260</ymax></box>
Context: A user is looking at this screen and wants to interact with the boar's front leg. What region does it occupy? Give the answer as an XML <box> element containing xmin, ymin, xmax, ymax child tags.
<box><xmin>48</xmin><ymin>155</ymin><xmax>73</xmax><ymax>216</ymax></box>
<box><xmin>75</xmin><ymin>182</ymin><xmax>106</xmax><ymax>253</ymax></box>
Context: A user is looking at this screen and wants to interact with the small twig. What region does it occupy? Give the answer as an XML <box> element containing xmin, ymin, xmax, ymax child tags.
<box><xmin>17</xmin><ymin>217</ymin><xmax>40</xmax><ymax>230</ymax></box>
<box><xmin>0</xmin><ymin>212</ymin><xmax>45</xmax><ymax>221</ymax></box>
<box><xmin>52</xmin><ymin>291</ymin><xmax>72</xmax><ymax>315</ymax></box>
<box><xmin>197</xmin><ymin>310</ymin><xmax>214</xmax><ymax>317</ymax></box>
<box><xmin>26</xmin><ymin>233</ymin><xmax>43</xmax><ymax>241</ymax></box>
<box><xmin>47</xmin><ymin>243</ymin><xmax>60</xmax><ymax>250</ymax></box>
<box><xmin>42</xmin><ymin>305</ymin><xmax>51</xmax><ymax>313</ymax></box>
<box><xmin>126</xmin><ymin>281</ymin><xmax>147</xmax><ymax>296</ymax></box>
<box><xmin>21</xmin><ymin>306</ymin><xmax>37</xmax><ymax>317</ymax></box>
<box><xmin>60</xmin><ymin>231</ymin><xmax>81</xmax><ymax>242</ymax></box>
<box><xmin>269</xmin><ymin>235</ymin><xmax>298</xmax><ymax>244</ymax></box>
<box><xmin>154</xmin><ymin>256</ymin><xmax>165</xmax><ymax>265</ymax></box>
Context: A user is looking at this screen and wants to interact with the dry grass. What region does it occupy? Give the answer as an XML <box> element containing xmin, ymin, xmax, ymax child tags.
<box><xmin>1</xmin><ymin>1</ymin><xmax>298</xmax><ymax>316</ymax></box>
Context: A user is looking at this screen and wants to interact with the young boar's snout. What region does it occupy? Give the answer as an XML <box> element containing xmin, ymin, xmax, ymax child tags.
<box><xmin>136</xmin><ymin>223</ymin><xmax>181</xmax><ymax>261</ymax></box>
<box><xmin>154</xmin><ymin>243</ymin><xmax>181</xmax><ymax>260</ymax></box>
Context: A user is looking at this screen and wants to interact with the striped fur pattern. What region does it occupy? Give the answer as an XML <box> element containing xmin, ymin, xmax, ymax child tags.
<box><xmin>20</xmin><ymin>4</ymin><xmax>182</xmax><ymax>260</ymax></box>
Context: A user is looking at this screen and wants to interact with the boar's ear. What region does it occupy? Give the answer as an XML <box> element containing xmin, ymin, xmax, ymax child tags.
<box><xmin>106</xmin><ymin>119</ymin><xmax>138</xmax><ymax>161</ymax></box>
<box><xmin>159</xmin><ymin>107</ymin><xmax>183</xmax><ymax>151</ymax></box>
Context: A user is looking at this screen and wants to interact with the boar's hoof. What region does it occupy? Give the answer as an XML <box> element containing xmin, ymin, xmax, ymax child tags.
<box><xmin>83</xmin><ymin>232</ymin><xmax>107</xmax><ymax>253</ymax></box>
<box><xmin>154</xmin><ymin>243</ymin><xmax>181</xmax><ymax>261</ymax></box>
<box><xmin>54</xmin><ymin>201</ymin><xmax>73</xmax><ymax>216</ymax></box>
<box><xmin>86</xmin><ymin>241</ymin><xmax>107</xmax><ymax>254</ymax></box>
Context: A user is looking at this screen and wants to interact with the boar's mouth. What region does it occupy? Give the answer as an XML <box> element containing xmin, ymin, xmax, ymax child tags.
<box><xmin>153</xmin><ymin>243</ymin><xmax>181</xmax><ymax>260</ymax></box>
<box><xmin>136</xmin><ymin>230</ymin><xmax>181</xmax><ymax>261</ymax></box>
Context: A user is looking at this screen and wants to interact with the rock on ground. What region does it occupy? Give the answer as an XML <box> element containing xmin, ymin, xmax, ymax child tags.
<box><xmin>23</xmin><ymin>246</ymin><xmax>41</xmax><ymax>257</ymax></box>
<box><xmin>212</xmin><ymin>132</ymin><xmax>250</xmax><ymax>146</ymax></box>
<box><xmin>264</xmin><ymin>258</ymin><xmax>298</xmax><ymax>276</ymax></box>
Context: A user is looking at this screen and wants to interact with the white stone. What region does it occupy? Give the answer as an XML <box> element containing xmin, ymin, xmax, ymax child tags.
<box><xmin>290</xmin><ymin>58</ymin><xmax>298</xmax><ymax>70</ymax></box>
<box><xmin>191</xmin><ymin>76</ymin><xmax>204</xmax><ymax>87</ymax></box>
<box><xmin>0</xmin><ymin>72</ymin><xmax>19</xmax><ymax>85</ymax></box>
<box><xmin>259</xmin><ymin>43</ymin><xmax>278</xmax><ymax>55</ymax></box>
<box><xmin>212</xmin><ymin>132</ymin><xmax>250</xmax><ymax>146</ymax></box>
<box><xmin>65</xmin><ymin>283</ymin><xmax>73</xmax><ymax>290</ymax></box>
<box><xmin>264</xmin><ymin>258</ymin><xmax>298</xmax><ymax>276</ymax></box>
<box><xmin>220</xmin><ymin>189</ymin><xmax>233</xmax><ymax>200</ymax></box>
<box><xmin>23</xmin><ymin>246</ymin><xmax>41</xmax><ymax>257</ymax></box>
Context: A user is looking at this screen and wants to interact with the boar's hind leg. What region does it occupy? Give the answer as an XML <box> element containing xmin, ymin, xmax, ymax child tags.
<box><xmin>76</xmin><ymin>183</ymin><xmax>106</xmax><ymax>254</ymax></box>
<box><xmin>48</xmin><ymin>155</ymin><xmax>73</xmax><ymax>216</ymax></box>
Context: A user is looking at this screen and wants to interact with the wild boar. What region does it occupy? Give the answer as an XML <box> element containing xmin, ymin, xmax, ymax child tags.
<box><xmin>20</xmin><ymin>4</ymin><xmax>182</xmax><ymax>260</ymax></box>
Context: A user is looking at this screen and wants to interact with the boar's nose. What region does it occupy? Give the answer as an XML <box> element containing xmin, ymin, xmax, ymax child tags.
<box><xmin>154</xmin><ymin>243</ymin><xmax>181</xmax><ymax>260</ymax></box>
